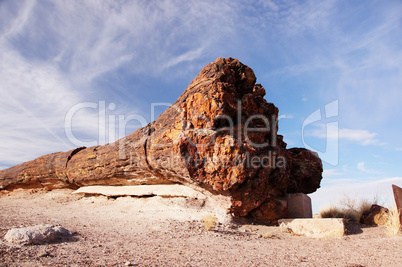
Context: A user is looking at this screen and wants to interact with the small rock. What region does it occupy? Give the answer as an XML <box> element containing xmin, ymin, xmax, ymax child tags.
<box><xmin>38</xmin><ymin>251</ymin><xmax>53</xmax><ymax>258</ymax></box>
<box><xmin>124</xmin><ymin>261</ymin><xmax>137</xmax><ymax>266</ymax></box>
<box><xmin>360</xmin><ymin>204</ymin><xmax>389</xmax><ymax>225</ymax></box>
<box><xmin>4</xmin><ymin>224</ymin><xmax>73</xmax><ymax>245</ymax></box>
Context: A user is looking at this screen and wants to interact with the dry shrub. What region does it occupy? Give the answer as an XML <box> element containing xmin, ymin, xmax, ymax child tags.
<box><xmin>320</xmin><ymin>206</ymin><xmax>358</xmax><ymax>221</ymax></box>
<box><xmin>320</xmin><ymin>194</ymin><xmax>379</xmax><ymax>222</ymax></box>
<box><xmin>385</xmin><ymin>207</ymin><xmax>401</xmax><ymax>237</ymax></box>
<box><xmin>262</xmin><ymin>232</ymin><xmax>276</xmax><ymax>239</ymax></box>
<box><xmin>201</xmin><ymin>214</ymin><xmax>217</xmax><ymax>231</ymax></box>
<box><xmin>320</xmin><ymin>206</ymin><xmax>342</xmax><ymax>219</ymax></box>
<box><xmin>357</xmin><ymin>198</ymin><xmax>374</xmax><ymax>220</ymax></box>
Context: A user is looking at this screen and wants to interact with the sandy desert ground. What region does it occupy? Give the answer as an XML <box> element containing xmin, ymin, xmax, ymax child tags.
<box><xmin>0</xmin><ymin>189</ymin><xmax>401</xmax><ymax>267</ymax></box>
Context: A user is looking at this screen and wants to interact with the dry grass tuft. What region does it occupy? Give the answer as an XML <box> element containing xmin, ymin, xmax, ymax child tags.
<box><xmin>320</xmin><ymin>206</ymin><xmax>358</xmax><ymax>221</ymax></box>
<box><xmin>356</xmin><ymin>198</ymin><xmax>374</xmax><ymax>221</ymax></box>
<box><xmin>201</xmin><ymin>214</ymin><xmax>218</xmax><ymax>231</ymax></box>
<box><xmin>319</xmin><ymin>195</ymin><xmax>377</xmax><ymax>222</ymax></box>
<box><xmin>262</xmin><ymin>232</ymin><xmax>273</xmax><ymax>238</ymax></box>
<box><xmin>385</xmin><ymin>207</ymin><xmax>401</xmax><ymax>237</ymax></box>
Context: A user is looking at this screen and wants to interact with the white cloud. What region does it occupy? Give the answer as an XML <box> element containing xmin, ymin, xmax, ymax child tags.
<box><xmin>238</xmin><ymin>0</ymin><xmax>337</xmax><ymax>35</ymax></box>
<box><xmin>357</xmin><ymin>162</ymin><xmax>382</xmax><ymax>175</ymax></box>
<box><xmin>323</xmin><ymin>178</ymin><xmax>356</xmax><ymax>185</ymax></box>
<box><xmin>0</xmin><ymin>0</ymin><xmax>240</xmax><ymax>166</ymax></box>
<box><xmin>323</xmin><ymin>169</ymin><xmax>343</xmax><ymax>178</ymax></box>
<box><xmin>310</xmin><ymin>126</ymin><xmax>382</xmax><ymax>146</ymax></box>
<box><xmin>321</xmin><ymin>169</ymin><xmax>353</xmax><ymax>185</ymax></box>
<box><xmin>0</xmin><ymin>0</ymin><xmax>35</xmax><ymax>40</ymax></box>
<box><xmin>357</xmin><ymin>162</ymin><xmax>368</xmax><ymax>173</ymax></box>
<box><xmin>278</xmin><ymin>114</ymin><xmax>294</xmax><ymax>120</ymax></box>
<box><xmin>338</xmin><ymin>128</ymin><xmax>383</xmax><ymax>146</ymax></box>
<box><xmin>162</xmin><ymin>46</ymin><xmax>207</xmax><ymax>69</ymax></box>
<box><xmin>284</xmin><ymin>0</ymin><xmax>336</xmax><ymax>34</ymax></box>
<box><xmin>333</xmin><ymin>4</ymin><xmax>402</xmax><ymax>128</ymax></box>
<box><xmin>2</xmin><ymin>0</ymin><xmax>239</xmax><ymax>84</ymax></box>
<box><xmin>0</xmin><ymin>46</ymin><xmax>100</xmax><ymax>164</ymax></box>
<box><xmin>255</xmin><ymin>0</ymin><xmax>402</xmax><ymax>131</ymax></box>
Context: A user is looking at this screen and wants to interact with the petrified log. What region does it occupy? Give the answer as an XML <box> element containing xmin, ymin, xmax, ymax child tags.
<box><xmin>392</xmin><ymin>184</ymin><xmax>402</xmax><ymax>225</ymax></box>
<box><xmin>359</xmin><ymin>204</ymin><xmax>389</xmax><ymax>226</ymax></box>
<box><xmin>0</xmin><ymin>57</ymin><xmax>323</xmax><ymax>220</ymax></box>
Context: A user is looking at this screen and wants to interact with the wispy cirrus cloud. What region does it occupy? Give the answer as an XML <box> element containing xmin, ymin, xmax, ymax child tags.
<box><xmin>253</xmin><ymin>0</ymin><xmax>402</xmax><ymax>132</ymax></box>
<box><xmin>2</xmin><ymin>0</ymin><xmax>239</xmax><ymax>89</ymax></box>
<box><xmin>50</xmin><ymin>0</ymin><xmax>237</xmax><ymax>79</ymax></box>
<box><xmin>357</xmin><ymin>162</ymin><xmax>382</xmax><ymax>175</ymax></box>
<box><xmin>329</xmin><ymin>3</ymin><xmax>402</xmax><ymax>129</ymax></box>
<box><xmin>338</xmin><ymin>129</ymin><xmax>382</xmax><ymax>146</ymax></box>
<box><xmin>0</xmin><ymin>46</ymin><xmax>100</xmax><ymax>164</ymax></box>
<box><xmin>357</xmin><ymin>162</ymin><xmax>369</xmax><ymax>173</ymax></box>
<box><xmin>0</xmin><ymin>0</ymin><xmax>242</xmax><ymax>167</ymax></box>
<box><xmin>236</xmin><ymin>0</ymin><xmax>337</xmax><ymax>35</ymax></box>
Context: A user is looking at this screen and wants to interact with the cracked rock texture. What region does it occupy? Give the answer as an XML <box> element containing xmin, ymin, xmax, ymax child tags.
<box><xmin>4</xmin><ymin>224</ymin><xmax>72</xmax><ymax>245</ymax></box>
<box><xmin>0</xmin><ymin>57</ymin><xmax>322</xmax><ymax>222</ymax></box>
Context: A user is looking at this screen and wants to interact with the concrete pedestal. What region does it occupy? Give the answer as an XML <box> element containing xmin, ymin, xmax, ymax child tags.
<box><xmin>286</xmin><ymin>193</ymin><xmax>312</xmax><ymax>218</ymax></box>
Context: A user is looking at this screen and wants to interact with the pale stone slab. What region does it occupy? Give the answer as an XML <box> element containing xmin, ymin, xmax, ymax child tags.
<box><xmin>279</xmin><ymin>218</ymin><xmax>345</xmax><ymax>238</ymax></box>
<box><xmin>72</xmin><ymin>185</ymin><xmax>207</xmax><ymax>199</ymax></box>
<box><xmin>286</xmin><ymin>193</ymin><xmax>312</xmax><ymax>218</ymax></box>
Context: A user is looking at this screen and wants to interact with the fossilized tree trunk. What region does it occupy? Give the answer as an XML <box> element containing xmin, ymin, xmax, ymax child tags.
<box><xmin>0</xmin><ymin>58</ymin><xmax>323</xmax><ymax>221</ymax></box>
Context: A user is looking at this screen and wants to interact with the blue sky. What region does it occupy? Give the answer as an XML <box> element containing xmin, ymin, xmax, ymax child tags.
<box><xmin>1</xmin><ymin>0</ymin><xmax>401</xmax><ymax>212</ymax></box>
